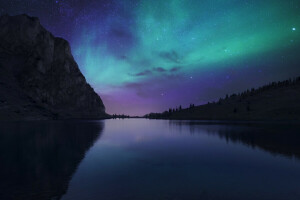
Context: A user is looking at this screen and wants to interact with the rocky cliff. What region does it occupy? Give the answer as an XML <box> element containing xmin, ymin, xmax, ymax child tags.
<box><xmin>0</xmin><ymin>14</ymin><xmax>107</xmax><ymax>120</ymax></box>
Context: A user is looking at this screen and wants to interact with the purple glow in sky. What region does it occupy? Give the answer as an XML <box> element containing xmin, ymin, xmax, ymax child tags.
<box><xmin>1</xmin><ymin>0</ymin><xmax>300</xmax><ymax>115</ymax></box>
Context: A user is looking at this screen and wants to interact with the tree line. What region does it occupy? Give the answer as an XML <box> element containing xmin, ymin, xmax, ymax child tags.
<box><xmin>144</xmin><ymin>76</ymin><xmax>300</xmax><ymax>119</ymax></box>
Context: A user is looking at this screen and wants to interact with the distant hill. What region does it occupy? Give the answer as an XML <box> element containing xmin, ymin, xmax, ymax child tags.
<box><xmin>0</xmin><ymin>14</ymin><xmax>108</xmax><ymax>120</ymax></box>
<box><xmin>145</xmin><ymin>77</ymin><xmax>300</xmax><ymax>121</ymax></box>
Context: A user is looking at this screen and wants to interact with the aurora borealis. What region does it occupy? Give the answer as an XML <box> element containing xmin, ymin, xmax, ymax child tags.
<box><xmin>1</xmin><ymin>0</ymin><xmax>300</xmax><ymax>115</ymax></box>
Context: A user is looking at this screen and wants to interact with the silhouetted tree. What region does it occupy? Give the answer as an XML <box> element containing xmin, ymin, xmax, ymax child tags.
<box><xmin>247</xmin><ymin>105</ymin><xmax>250</xmax><ymax>112</ymax></box>
<box><xmin>189</xmin><ymin>104</ymin><xmax>195</xmax><ymax>108</ymax></box>
<box><xmin>233</xmin><ymin>108</ymin><xmax>237</xmax><ymax>113</ymax></box>
<box><xmin>144</xmin><ymin>76</ymin><xmax>300</xmax><ymax>119</ymax></box>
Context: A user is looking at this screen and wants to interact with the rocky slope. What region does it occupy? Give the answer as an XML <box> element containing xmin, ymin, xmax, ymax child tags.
<box><xmin>0</xmin><ymin>14</ymin><xmax>107</xmax><ymax>120</ymax></box>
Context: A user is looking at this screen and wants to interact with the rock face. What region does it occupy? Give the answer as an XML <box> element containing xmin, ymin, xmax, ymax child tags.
<box><xmin>0</xmin><ymin>14</ymin><xmax>107</xmax><ymax>120</ymax></box>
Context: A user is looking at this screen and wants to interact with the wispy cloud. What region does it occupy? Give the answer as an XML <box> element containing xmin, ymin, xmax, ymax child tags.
<box><xmin>153</xmin><ymin>67</ymin><xmax>166</xmax><ymax>72</ymax></box>
<box><xmin>130</xmin><ymin>70</ymin><xmax>152</xmax><ymax>76</ymax></box>
<box><xmin>170</xmin><ymin>67</ymin><xmax>181</xmax><ymax>72</ymax></box>
<box><xmin>158</xmin><ymin>50</ymin><xmax>181</xmax><ymax>63</ymax></box>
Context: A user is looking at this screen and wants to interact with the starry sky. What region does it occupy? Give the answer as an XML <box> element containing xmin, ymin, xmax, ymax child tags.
<box><xmin>1</xmin><ymin>0</ymin><xmax>300</xmax><ymax>115</ymax></box>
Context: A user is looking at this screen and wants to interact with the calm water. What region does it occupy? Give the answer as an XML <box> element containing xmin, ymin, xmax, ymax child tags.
<box><xmin>1</xmin><ymin>119</ymin><xmax>300</xmax><ymax>200</ymax></box>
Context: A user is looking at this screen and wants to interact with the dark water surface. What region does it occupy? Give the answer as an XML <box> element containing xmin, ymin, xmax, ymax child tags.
<box><xmin>1</xmin><ymin>119</ymin><xmax>300</xmax><ymax>200</ymax></box>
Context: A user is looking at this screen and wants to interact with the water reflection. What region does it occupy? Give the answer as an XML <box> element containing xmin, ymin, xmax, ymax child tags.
<box><xmin>169</xmin><ymin>121</ymin><xmax>300</xmax><ymax>159</ymax></box>
<box><xmin>62</xmin><ymin>119</ymin><xmax>300</xmax><ymax>200</ymax></box>
<box><xmin>1</xmin><ymin>119</ymin><xmax>300</xmax><ymax>200</ymax></box>
<box><xmin>0</xmin><ymin>121</ymin><xmax>104</xmax><ymax>200</ymax></box>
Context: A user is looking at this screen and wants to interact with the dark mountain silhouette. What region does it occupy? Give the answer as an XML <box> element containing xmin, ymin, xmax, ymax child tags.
<box><xmin>0</xmin><ymin>14</ymin><xmax>108</xmax><ymax>120</ymax></box>
<box><xmin>146</xmin><ymin>77</ymin><xmax>300</xmax><ymax>120</ymax></box>
<box><xmin>0</xmin><ymin>121</ymin><xmax>104</xmax><ymax>200</ymax></box>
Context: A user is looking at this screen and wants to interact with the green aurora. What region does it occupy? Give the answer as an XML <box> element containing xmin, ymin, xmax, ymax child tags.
<box><xmin>69</xmin><ymin>0</ymin><xmax>300</xmax><ymax>115</ymax></box>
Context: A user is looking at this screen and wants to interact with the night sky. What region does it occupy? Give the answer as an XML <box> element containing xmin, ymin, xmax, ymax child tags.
<box><xmin>1</xmin><ymin>0</ymin><xmax>300</xmax><ymax>115</ymax></box>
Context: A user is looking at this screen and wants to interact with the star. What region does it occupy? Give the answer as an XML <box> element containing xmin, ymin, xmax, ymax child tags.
<box><xmin>292</xmin><ymin>27</ymin><xmax>296</xmax><ymax>31</ymax></box>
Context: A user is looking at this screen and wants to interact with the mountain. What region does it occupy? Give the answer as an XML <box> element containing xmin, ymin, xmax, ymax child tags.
<box><xmin>0</xmin><ymin>14</ymin><xmax>108</xmax><ymax>120</ymax></box>
<box><xmin>146</xmin><ymin>77</ymin><xmax>300</xmax><ymax>121</ymax></box>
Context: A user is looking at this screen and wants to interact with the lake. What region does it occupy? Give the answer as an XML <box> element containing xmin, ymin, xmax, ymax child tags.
<box><xmin>0</xmin><ymin>119</ymin><xmax>300</xmax><ymax>200</ymax></box>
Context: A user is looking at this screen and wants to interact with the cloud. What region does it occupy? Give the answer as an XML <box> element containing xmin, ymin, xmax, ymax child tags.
<box><xmin>153</xmin><ymin>67</ymin><xmax>166</xmax><ymax>72</ymax></box>
<box><xmin>169</xmin><ymin>67</ymin><xmax>181</xmax><ymax>72</ymax></box>
<box><xmin>130</xmin><ymin>70</ymin><xmax>152</xmax><ymax>76</ymax></box>
<box><xmin>158</xmin><ymin>50</ymin><xmax>181</xmax><ymax>63</ymax></box>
